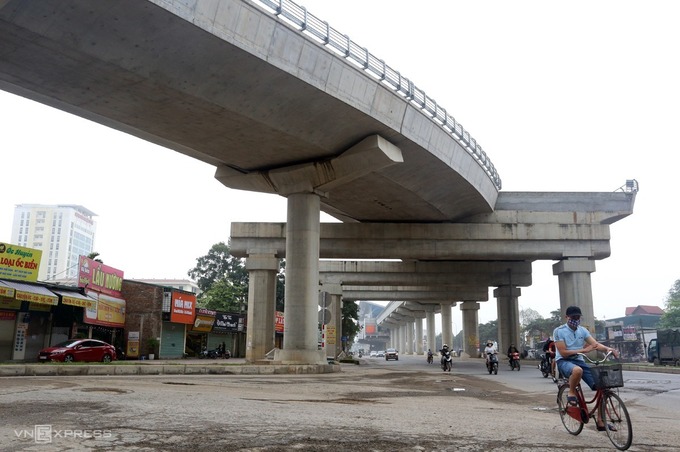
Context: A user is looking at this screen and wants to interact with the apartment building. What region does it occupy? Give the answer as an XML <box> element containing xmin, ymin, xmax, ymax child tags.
<box><xmin>11</xmin><ymin>204</ymin><xmax>97</xmax><ymax>281</ymax></box>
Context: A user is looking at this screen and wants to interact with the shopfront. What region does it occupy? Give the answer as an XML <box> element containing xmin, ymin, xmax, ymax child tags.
<box><xmin>78</xmin><ymin>256</ymin><xmax>127</xmax><ymax>348</ymax></box>
<box><xmin>186</xmin><ymin>308</ymin><xmax>216</xmax><ymax>356</ymax></box>
<box><xmin>0</xmin><ymin>279</ymin><xmax>59</xmax><ymax>361</ymax></box>
<box><xmin>209</xmin><ymin>312</ymin><xmax>245</xmax><ymax>357</ymax></box>
<box><xmin>49</xmin><ymin>290</ymin><xmax>97</xmax><ymax>344</ymax></box>
<box><xmin>0</xmin><ymin>309</ymin><xmax>16</xmax><ymax>361</ymax></box>
<box><xmin>159</xmin><ymin>290</ymin><xmax>196</xmax><ymax>358</ymax></box>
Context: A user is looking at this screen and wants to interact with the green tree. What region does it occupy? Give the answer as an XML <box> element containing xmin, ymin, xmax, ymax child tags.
<box><xmin>199</xmin><ymin>278</ymin><xmax>247</xmax><ymax>312</ymax></box>
<box><xmin>341</xmin><ymin>301</ymin><xmax>360</xmax><ymax>349</ymax></box>
<box><xmin>520</xmin><ymin>307</ymin><xmax>542</xmax><ymax>328</ymax></box>
<box><xmin>477</xmin><ymin>320</ymin><xmax>498</xmax><ymax>354</ymax></box>
<box><xmin>188</xmin><ymin>242</ymin><xmax>248</xmax><ymax>311</ymax></box>
<box><xmin>188</xmin><ymin>242</ymin><xmax>242</xmax><ymax>292</ymax></box>
<box><xmin>523</xmin><ymin>310</ymin><xmax>562</xmax><ymax>345</ymax></box>
<box><xmin>87</xmin><ymin>252</ymin><xmax>103</xmax><ymax>263</ymax></box>
<box><xmin>188</xmin><ymin>242</ymin><xmax>285</xmax><ymax>312</ymax></box>
<box><xmin>659</xmin><ymin>279</ymin><xmax>680</xmax><ymax>328</ymax></box>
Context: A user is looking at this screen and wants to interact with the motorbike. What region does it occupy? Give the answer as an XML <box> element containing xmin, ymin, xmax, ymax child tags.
<box><xmin>509</xmin><ymin>351</ymin><xmax>521</xmax><ymax>371</ymax></box>
<box><xmin>427</xmin><ymin>352</ymin><xmax>433</xmax><ymax>364</ymax></box>
<box><xmin>539</xmin><ymin>353</ymin><xmax>556</xmax><ymax>380</ymax></box>
<box><xmin>441</xmin><ymin>350</ymin><xmax>452</xmax><ymax>372</ymax></box>
<box><xmin>199</xmin><ymin>348</ymin><xmax>219</xmax><ymax>359</ymax></box>
<box><xmin>486</xmin><ymin>352</ymin><xmax>499</xmax><ymax>375</ymax></box>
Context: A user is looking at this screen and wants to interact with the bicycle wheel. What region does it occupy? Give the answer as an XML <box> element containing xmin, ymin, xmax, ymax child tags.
<box><xmin>557</xmin><ymin>385</ymin><xmax>584</xmax><ymax>435</ymax></box>
<box><xmin>600</xmin><ymin>391</ymin><xmax>633</xmax><ymax>451</ymax></box>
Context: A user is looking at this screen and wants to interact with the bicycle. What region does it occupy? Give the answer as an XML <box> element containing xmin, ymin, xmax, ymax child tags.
<box><xmin>556</xmin><ymin>351</ymin><xmax>632</xmax><ymax>450</ymax></box>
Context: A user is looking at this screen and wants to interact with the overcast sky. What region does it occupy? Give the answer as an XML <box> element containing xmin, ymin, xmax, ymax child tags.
<box><xmin>2</xmin><ymin>0</ymin><xmax>678</xmax><ymax>330</ymax></box>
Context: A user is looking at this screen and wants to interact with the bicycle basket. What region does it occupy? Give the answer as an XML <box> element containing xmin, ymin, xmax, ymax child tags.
<box><xmin>590</xmin><ymin>364</ymin><xmax>624</xmax><ymax>389</ymax></box>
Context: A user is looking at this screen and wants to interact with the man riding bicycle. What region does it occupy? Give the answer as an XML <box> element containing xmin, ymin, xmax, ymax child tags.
<box><xmin>553</xmin><ymin>305</ymin><xmax>619</xmax><ymax>431</ymax></box>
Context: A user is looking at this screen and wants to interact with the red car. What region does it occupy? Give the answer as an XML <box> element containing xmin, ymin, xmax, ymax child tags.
<box><xmin>38</xmin><ymin>339</ymin><xmax>117</xmax><ymax>363</ymax></box>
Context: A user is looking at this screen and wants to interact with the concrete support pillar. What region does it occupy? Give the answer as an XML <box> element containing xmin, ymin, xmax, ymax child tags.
<box><xmin>460</xmin><ymin>301</ymin><xmax>480</xmax><ymax>357</ymax></box>
<box><xmin>275</xmin><ymin>193</ymin><xmax>325</xmax><ymax>364</ymax></box>
<box><xmin>553</xmin><ymin>258</ymin><xmax>597</xmax><ymax>333</ymax></box>
<box><xmin>244</xmin><ymin>252</ymin><xmax>278</xmax><ymax>363</ymax></box>
<box><xmin>405</xmin><ymin>321</ymin><xmax>414</xmax><ymax>354</ymax></box>
<box><xmin>494</xmin><ymin>286</ymin><xmax>521</xmax><ymax>354</ymax></box>
<box><xmin>415</xmin><ymin>319</ymin><xmax>424</xmax><ymax>355</ymax></box>
<box><xmin>426</xmin><ymin>309</ymin><xmax>436</xmax><ymax>353</ymax></box>
<box><xmin>400</xmin><ymin>324</ymin><xmax>407</xmax><ymax>353</ymax></box>
<box><xmin>440</xmin><ymin>303</ymin><xmax>453</xmax><ymax>352</ymax></box>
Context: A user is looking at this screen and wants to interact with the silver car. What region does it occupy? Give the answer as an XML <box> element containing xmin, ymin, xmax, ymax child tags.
<box><xmin>385</xmin><ymin>348</ymin><xmax>399</xmax><ymax>361</ymax></box>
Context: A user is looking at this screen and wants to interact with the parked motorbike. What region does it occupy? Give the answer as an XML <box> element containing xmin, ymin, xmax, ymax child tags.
<box><xmin>509</xmin><ymin>352</ymin><xmax>521</xmax><ymax>371</ymax></box>
<box><xmin>199</xmin><ymin>348</ymin><xmax>219</xmax><ymax>359</ymax></box>
<box><xmin>441</xmin><ymin>350</ymin><xmax>452</xmax><ymax>372</ymax></box>
<box><xmin>486</xmin><ymin>352</ymin><xmax>499</xmax><ymax>375</ymax></box>
<box><xmin>427</xmin><ymin>351</ymin><xmax>433</xmax><ymax>364</ymax></box>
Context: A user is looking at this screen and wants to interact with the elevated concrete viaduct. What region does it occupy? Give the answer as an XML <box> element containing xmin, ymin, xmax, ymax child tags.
<box><xmin>316</xmin><ymin>260</ymin><xmax>532</xmax><ymax>357</ymax></box>
<box><xmin>0</xmin><ymin>0</ymin><xmax>637</xmax><ymax>363</ymax></box>
<box><xmin>1</xmin><ymin>0</ymin><xmax>503</xmax><ymax>364</ymax></box>
<box><xmin>232</xmin><ymin>189</ymin><xmax>635</xmax><ymax>361</ymax></box>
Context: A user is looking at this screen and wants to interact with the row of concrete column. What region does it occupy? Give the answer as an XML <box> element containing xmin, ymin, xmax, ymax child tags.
<box><xmin>386</xmin><ymin>301</ymin><xmax>481</xmax><ymax>356</ymax></box>
<box><xmin>241</xmin><ymin>191</ymin><xmax>599</xmax><ymax>364</ymax></box>
<box><xmin>383</xmin><ymin>258</ymin><xmax>597</xmax><ymax>357</ymax></box>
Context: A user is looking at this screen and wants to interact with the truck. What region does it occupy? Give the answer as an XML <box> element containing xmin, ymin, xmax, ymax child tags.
<box><xmin>647</xmin><ymin>328</ymin><xmax>680</xmax><ymax>366</ymax></box>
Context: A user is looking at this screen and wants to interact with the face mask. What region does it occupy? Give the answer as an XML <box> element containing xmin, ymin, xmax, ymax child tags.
<box><xmin>568</xmin><ymin>317</ymin><xmax>581</xmax><ymax>329</ymax></box>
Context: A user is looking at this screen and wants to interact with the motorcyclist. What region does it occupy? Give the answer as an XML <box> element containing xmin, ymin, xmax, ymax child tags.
<box><xmin>507</xmin><ymin>343</ymin><xmax>520</xmax><ymax>368</ymax></box>
<box><xmin>483</xmin><ymin>341</ymin><xmax>497</xmax><ymax>367</ymax></box>
<box><xmin>543</xmin><ymin>337</ymin><xmax>557</xmax><ymax>380</ymax></box>
<box><xmin>440</xmin><ymin>344</ymin><xmax>451</xmax><ymax>365</ymax></box>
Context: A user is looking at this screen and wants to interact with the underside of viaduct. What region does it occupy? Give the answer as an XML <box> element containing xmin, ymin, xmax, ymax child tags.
<box><xmin>0</xmin><ymin>0</ymin><xmax>638</xmax><ymax>363</ymax></box>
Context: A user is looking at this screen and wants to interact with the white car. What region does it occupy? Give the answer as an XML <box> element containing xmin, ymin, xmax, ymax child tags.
<box><xmin>369</xmin><ymin>351</ymin><xmax>378</xmax><ymax>358</ymax></box>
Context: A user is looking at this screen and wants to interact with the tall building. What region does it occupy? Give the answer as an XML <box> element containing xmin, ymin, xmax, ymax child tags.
<box><xmin>11</xmin><ymin>204</ymin><xmax>97</xmax><ymax>282</ymax></box>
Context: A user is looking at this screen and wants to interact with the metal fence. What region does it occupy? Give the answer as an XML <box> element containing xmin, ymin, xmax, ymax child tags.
<box><xmin>251</xmin><ymin>0</ymin><xmax>502</xmax><ymax>189</ymax></box>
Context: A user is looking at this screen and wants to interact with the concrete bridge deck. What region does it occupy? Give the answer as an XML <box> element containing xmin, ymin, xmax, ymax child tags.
<box><xmin>0</xmin><ymin>0</ymin><xmax>498</xmax><ymax>222</ymax></box>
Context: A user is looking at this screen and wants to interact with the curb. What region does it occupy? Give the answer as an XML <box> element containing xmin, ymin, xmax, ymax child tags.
<box><xmin>0</xmin><ymin>363</ymin><xmax>341</xmax><ymax>377</ymax></box>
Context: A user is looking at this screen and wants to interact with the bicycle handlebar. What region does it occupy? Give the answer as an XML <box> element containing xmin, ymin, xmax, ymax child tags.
<box><xmin>574</xmin><ymin>350</ymin><xmax>616</xmax><ymax>364</ymax></box>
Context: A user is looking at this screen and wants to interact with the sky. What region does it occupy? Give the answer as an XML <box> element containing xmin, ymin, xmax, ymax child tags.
<box><xmin>1</xmin><ymin>0</ymin><xmax>679</xmax><ymax>330</ymax></box>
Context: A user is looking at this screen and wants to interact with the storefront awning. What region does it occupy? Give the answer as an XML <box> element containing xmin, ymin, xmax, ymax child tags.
<box><xmin>0</xmin><ymin>280</ymin><xmax>16</xmax><ymax>298</ymax></box>
<box><xmin>0</xmin><ymin>279</ymin><xmax>58</xmax><ymax>305</ymax></box>
<box><xmin>52</xmin><ymin>290</ymin><xmax>97</xmax><ymax>309</ymax></box>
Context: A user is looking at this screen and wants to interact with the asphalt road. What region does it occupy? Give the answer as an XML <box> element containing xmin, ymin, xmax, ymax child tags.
<box><xmin>1</xmin><ymin>355</ymin><xmax>678</xmax><ymax>451</ymax></box>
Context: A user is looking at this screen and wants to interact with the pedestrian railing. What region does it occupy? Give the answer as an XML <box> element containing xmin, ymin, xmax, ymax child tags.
<box><xmin>251</xmin><ymin>0</ymin><xmax>502</xmax><ymax>189</ymax></box>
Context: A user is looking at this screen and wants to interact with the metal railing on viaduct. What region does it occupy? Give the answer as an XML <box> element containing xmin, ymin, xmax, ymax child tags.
<box><xmin>252</xmin><ymin>0</ymin><xmax>502</xmax><ymax>190</ymax></box>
